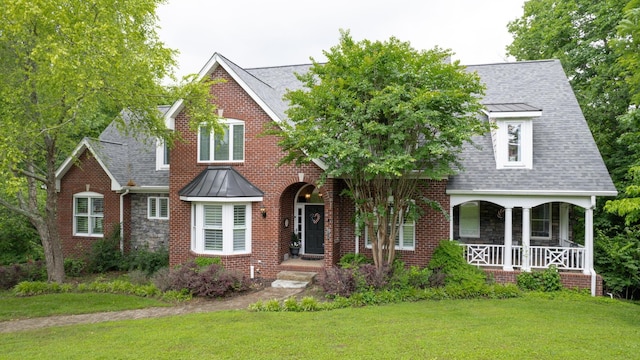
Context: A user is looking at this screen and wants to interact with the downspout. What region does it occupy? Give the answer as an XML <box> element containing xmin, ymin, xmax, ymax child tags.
<box><xmin>119</xmin><ymin>188</ymin><xmax>130</xmax><ymax>254</ymax></box>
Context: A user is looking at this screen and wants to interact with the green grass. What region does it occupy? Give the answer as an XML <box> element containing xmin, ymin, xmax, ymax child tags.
<box><xmin>0</xmin><ymin>292</ymin><xmax>170</xmax><ymax>321</ymax></box>
<box><xmin>1</xmin><ymin>293</ymin><xmax>638</xmax><ymax>359</ymax></box>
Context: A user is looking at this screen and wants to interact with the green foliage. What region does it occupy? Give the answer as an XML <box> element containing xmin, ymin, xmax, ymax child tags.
<box><xmin>168</xmin><ymin>261</ymin><xmax>250</xmax><ymax>298</ymax></box>
<box><xmin>13</xmin><ymin>281</ymin><xmax>73</xmax><ymax>296</ymax></box>
<box><xmin>595</xmin><ymin>228</ymin><xmax>640</xmax><ymax>299</ymax></box>
<box><xmin>427</xmin><ymin>240</ymin><xmax>487</xmax><ymax>287</ymax></box>
<box><xmin>64</xmin><ymin>258</ymin><xmax>86</xmax><ymax>277</ymax></box>
<box><xmin>0</xmin><ymin>261</ymin><xmax>47</xmax><ymax>290</ymax></box>
<box><xmin>338</xmin><ymin>253</ymin><xmax>372</xmax><ymax>269</ymax></box>
<box><xmin>88</xmin><ymin>229</ymin><xmax>125</xmax><ymax>273</ymax></box>
<box><xmin>0</xmin><ymin>207</ymin><xmax>41</xmax><ymax>265</ymax></box>
<box><xmin>517</xmin><ymin>266</ymin><xmax>563</xmax><ymax>292</ymax></box>
<box><xmin>276</xmin><ymin>30</ymin><xmax>487</xmax><ymax>269</ymax></box>
<box><xmin>193</xmin><ymin>256</ymin><xmax>222</xmax><ymax>268</ymax></box>
<box><xmin>126</xmin><ymin>246</ymin><xmax>169</xmax><ymax>275</ymax></box>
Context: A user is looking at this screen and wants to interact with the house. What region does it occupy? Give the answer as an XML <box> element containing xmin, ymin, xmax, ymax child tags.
<box><xmin>55</xmin><ymin>53</ymin><xmax>617</xmax><ymax>295</ymax></box>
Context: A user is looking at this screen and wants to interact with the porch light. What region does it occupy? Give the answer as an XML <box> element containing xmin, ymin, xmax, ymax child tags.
<box><xmin>305</xmin><ymin>193</ymin><xmax>311</xmax><ymax>200</ymax></box>
<box><xmin>260</xmin><ymin>205</ymin><xmax>267</xmax><ymax>218</ymax></box>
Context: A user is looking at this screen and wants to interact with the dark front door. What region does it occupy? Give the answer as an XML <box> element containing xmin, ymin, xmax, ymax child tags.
<box><xmin>304</xmin><ymin>205</ymin><xmax>324</xmax><ymax>254</ymax></box>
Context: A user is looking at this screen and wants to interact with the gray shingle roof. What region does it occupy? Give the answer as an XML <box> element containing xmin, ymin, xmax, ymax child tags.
<box><xmin>446</xmin><ymin>60</ymin><xmax>616</xmax><ymax>194</ymax></box>
<box><xmin>89</xmin><ymin>106</ymin><xmax>170</xmax><ymax>189</ymax></box>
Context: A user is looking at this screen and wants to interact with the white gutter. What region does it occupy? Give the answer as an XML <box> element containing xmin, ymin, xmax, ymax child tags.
<box><xmin>119</xmin><ymin>188</ymin><xmax>130</xmax><ymax>254</ymax></box>
<box><xmin>446</xmin><ymin>189</ymin><xmax>618</xmax><ymax>197</ymax></box>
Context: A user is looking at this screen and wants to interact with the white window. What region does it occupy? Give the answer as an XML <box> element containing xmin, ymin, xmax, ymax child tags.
<box><xmin>494</xmin><ymin>119</ymin><xmax>533</xmax><ymax>169</ymax></box>
<box><xmin>155</xmin><ymin>139</ymin><xmax>171</xmax><ymax>170</ymax></box>
<box><xmin>73</xmin><ymin>192</ymin><xmax>104</xmax><ymax>237</ymax></box>
<box><xmin>192</xmin><ymin>203</ymin><xmax>251</xmax><ymax>255</ymax></box>
<box><xmin>198</xmin><ymin>120</ymin><xmax>244</xmax><ymax>162</ymax></box>
<box><xmin>365</xmin><ymin>213</ymin><xmax>415</xmax><ymax>251</ymax></box>
<box><xmin>531</xmin><ymin>203</ymin><xmax>551</xmax><ymax>239</ymax></box>
<box><xmin>148</xmin><ymin>197</ymin><xmax>169</xmax><ymax>220</ymax></box>
<box><xmin>459</xmin><ymin>202</ymin><xmax>480</xmax><ymax>238</ymax></box>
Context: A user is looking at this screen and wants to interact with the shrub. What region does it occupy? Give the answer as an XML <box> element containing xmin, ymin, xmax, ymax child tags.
<box><xmin>321</xmin><ymin>267</ymin><xmax>356</xmax><ymax>297</ymax></box>
<box><xmin>169</xmin><ymin>261</ymin><xmax>250</xmax><ymax>298</ymax></box>
<box><xmin>126</xmin><ymin>246</ymin><xmax>169</xmax><ymax>275</ymax></box>
<box><xmin>88</xmin><ymin>227</ymin><xmax>124</xmax><ymax>273</ymax></box>
<box><xmin>0</xmin><ymin>261</ymin><xmax>47</xmax><ymax>290</ymax></box>
<box><xmin>194</xmin><ymin>256</ymin><xmax>222</xmax><ymax>268</ymax></box>
<box><xmin>428</xmin><ymin>240</ymin><xmax>487</xmax><ymax>287</ymax></box>
<box><xmin>354</xmin><ymin>263</ymin><xmax>390</xmax><ymax>291</ymax></box>
<box><xmin>338</xmin><ymin>253</ymin><xmax>371</xmax><ymax>269</ymax></box>
<box><xmin>13</xmin><ymin>281</ymin><xmax>73</xmax><ymax>296</ymax></box>
<box><xmin>517</xmin><ymin>266</ymin><xmax>562</xmax><ymax>292</ymax></box>
<box><xmin>151</xmin><ymin>267</ymin><xmax>172</xmax><ymax>291</ymax></box>
<box><xmin>64</xmin><ymin>258</ymin><xmax>86</xmax><ymax>277</ymax></box>
<box><xmin>127</xmin><ymin>269</ymin><xmax>150</xmax><ymax>286</ymax></box>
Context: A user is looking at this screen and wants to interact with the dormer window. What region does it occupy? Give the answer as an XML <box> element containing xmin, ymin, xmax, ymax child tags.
<box><xmin>484</xmin><ymin>103</ymin><xmax>542</xmax><ymax>170</ymax></box>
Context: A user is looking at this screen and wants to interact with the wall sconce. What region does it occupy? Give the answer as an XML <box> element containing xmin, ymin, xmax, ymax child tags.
<box><xmin>305</xmin><ymin>193</ymin><xmax>311</xmax><ymax>200</ymax></box>
<box><xmin>260</xmin><ymin>205</ymin><xmax>267</xmax><ymax>218</ymax></box>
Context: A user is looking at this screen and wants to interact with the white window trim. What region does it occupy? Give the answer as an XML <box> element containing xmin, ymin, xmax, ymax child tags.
<box><xmin>495</xmin><ymin>118</ymin><xmax>533</xmax><ymax>169</ymax></box>
<box><xmin>191</xmin><ymin>202</ymin><xmax>252</xmax><ymax>255</ymax></box>
<box><xmin>197</xmin><ymin>119</ymin><xmax>245</xmax><ymax>163</ymax></box>
<box><xmin>148</xmin><ymin>197</ymin><xmax>169</xmax><ymax>220</ymax></box>
<box><xmin>73</xmin><ymin>192</ymin><xmax>104</xmax><ymax>237</ymax></box>
<box><xmin>459</xmin><ymin>201</ymin><xmax>480</xmax><ymax>238</ymax></box>
<box><xmin>531</xmin><ymin>203</ymin><xmax>552</xmax><ymax>240</ymax></box>
<box><xmin>364</xmin><ymin>216</ymin><xmax>416</xmax><ymax>251</ymax></box>
<box><xmin>155</xmin><ymin>138</ymin><xmax>171</xmax><ymax>171</ymax></box>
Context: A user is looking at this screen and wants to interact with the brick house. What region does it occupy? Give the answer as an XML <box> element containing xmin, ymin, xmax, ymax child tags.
<box><xmin>56</xmin><ymin>54</ymin><xmax>617</xmax><ymax>294</ymax></box>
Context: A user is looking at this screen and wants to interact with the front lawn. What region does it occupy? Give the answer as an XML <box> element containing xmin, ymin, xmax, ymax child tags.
<box><xmin>1</xmin><ymin>293</ymin><xmax>638</xmax><ymax>359</ymax></box>
<box><xmin>0</xmin><ymin>292</ymin><xmax>170</xmax><ymax>321</ymax></box>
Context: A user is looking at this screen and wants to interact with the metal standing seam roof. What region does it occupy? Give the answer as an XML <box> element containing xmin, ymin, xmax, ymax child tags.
<box><xmin>484</xmin><ymin>103</ymin><xmax>542</xmax><ymax>113</ymax></box>
<box><xmin>179</xmin><ymin>166</ymin><xmax>264</xmax><ymax>198</ymax></box>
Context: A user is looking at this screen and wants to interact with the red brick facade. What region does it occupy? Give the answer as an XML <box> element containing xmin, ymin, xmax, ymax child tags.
<box><xmin>486</xmin><ymin>269</ymin><xmax>603</xmax><ymax>294</ymax></box>
<box><xmin>58</xmin><ymin>150</ymin><xmax>130</xmax><ymax>260</ymax></box>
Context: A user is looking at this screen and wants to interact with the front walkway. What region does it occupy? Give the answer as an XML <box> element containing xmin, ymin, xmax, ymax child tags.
<box><xmin>0</xmin><ymin>287</ymin><xmax>304</xmax><ymax>333</ymax></box>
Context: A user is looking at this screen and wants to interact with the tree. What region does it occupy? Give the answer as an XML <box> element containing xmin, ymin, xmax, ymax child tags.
<box><xmin>507</xmin><ymin>0</ymin><xmax>633</xmax><ymax>187</ymax></box>
<box><xmin>0</xmin><ymin>1</ymin><xmax>219</xmax><ymax>282</ymax></box>
<box><xmin>277</xmin><ymin>31</ymin><xmax>487</xmax><ymax>270</ymax></box>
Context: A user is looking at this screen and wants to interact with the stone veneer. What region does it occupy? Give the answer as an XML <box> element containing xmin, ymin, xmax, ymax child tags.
<box><xmin>130</xmin><ymin>193</ymin><xmax>169</xmax><ymax>251</ymax></box>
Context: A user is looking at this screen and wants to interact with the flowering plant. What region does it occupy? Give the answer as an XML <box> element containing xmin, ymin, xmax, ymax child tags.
<box><xmin>290</xmin><ymin>232</ymin><xmax>301</xmax><ymax>248</ymax></box>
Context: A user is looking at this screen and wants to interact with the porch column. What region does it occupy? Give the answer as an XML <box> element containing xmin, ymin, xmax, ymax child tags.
<box><xmin>522</xmin><ymin>207</ymin><xmax>531</xmax><ymax>272</ymax></box>
<box><xmin>583</xmin><ymin>205</ymin><xmax>594</xmax><ymax>275</ymax></box>
<box><xmin>559</xmin><ymin>203</ymin><xmax>570</xmax><ymax>246</ymax></box>
<box><xmin>503</xmin><ymin>207</ymin><xmax>513</xmax><ymax>271</ymax></box>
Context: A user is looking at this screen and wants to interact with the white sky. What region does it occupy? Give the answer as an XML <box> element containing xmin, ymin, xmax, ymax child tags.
<box><xmin>157</xmin><ymin>0</ymin><xmax>527</xmax><ymax>78</ymax></box>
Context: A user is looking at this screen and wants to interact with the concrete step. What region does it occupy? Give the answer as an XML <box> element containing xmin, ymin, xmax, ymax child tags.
<box><xmin>271</xmin><ymin>271</ymin><xmax>317</xmax><ymax>288</ymax></box>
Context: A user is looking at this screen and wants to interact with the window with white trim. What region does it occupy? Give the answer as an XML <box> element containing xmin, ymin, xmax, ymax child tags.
<box><xmin>155</xmin><ymin>139</ymin><xmax>171</xmax><ymax>170</ymax></box>
<box><xmin>192</xmin><ymin>203</ymin><xmax>251</xmax><ymax>254</ymax></box>
<box><xmin>531</xmin><ymin>203</ymin><xmax>551</xmax><ymax>239</ymax></box>
<box><xmin>364</xmin><ymin>212</ymin><xmax>415</xmax><ymax>251</ymax></box>
<box><xmin>459</xmin><ymin>201</ymin><xmax>480</xmax><ymax>238</ymax></box>
<box><xmin>495</xmin><ymin>119</ymin><xmax>533</xmax><ymax>169</ymax></box>
<box><xmin>198</xmin><ymin>120</ymin><xmax>244</xmax><ymax>162</ymax></box>
<box><xmin>73</xmin><ymin>192</ymin><xmax>104</xmax><ymax>237</ymax></box>
<box><xmin>148</xmin><ymin>197</ymin><xmax>169</xmax><ymax>220</ymax></box>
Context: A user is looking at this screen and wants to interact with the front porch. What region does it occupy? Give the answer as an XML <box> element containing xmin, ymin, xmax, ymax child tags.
<box><xmin>460</xmin><ymin>243</ymin><xmax>585</xmax><ymax>271</ymax></box>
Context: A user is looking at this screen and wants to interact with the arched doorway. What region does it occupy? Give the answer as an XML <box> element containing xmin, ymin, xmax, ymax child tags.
<box><xmin>294</xmin><ymin>184</ymin><xmax>325</xmax><ymax>256</ymax></box>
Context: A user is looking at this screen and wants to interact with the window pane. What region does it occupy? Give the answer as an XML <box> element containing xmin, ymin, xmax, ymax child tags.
<box><xmin>233</xmin><ymin>229</ymin><xmax>246</xmax><ymax>251</ymax></box>
<box><xmin>214</xmin><ymin>128</ymin><xmax>230</xmax><ymax>161</ymax></box>
<box><xmin>163</xmin><ymin>142</ymin><xmax>170</xmax><ymax>165</ymax></box>
<box><xmin>204</xmin><ymin>205</ymin><xmax>222</xmax><ymax>226</ymax></box>
<box><xmin>508</xmin><ymin>124</ymin><xmax>521</xmax><ymax>162</ymax></box>
<box><xmin>232</xmin><ymin>124</ymin><xmax>244</xmax><ymax>161</ymax></box>
<box><xmin>76</xmin><ymin>216</ymin><xmax>88</xmax><ymax>233</ymax></box>
<box><xmin>76</xmin><ymin>198</ymin><xmax>88</xmax><ymax>214</ymax></box>
<box><xmin>531</xmin><ymin>205</ymin><xmax>550</xmax><ymax>237</ymax></box>
<box><xmin>159</xmin><ymin>198</ymin><xmax>169</xmax><ymax>218</ymax></box>
<box><xmin>460</xmin><ymin>202</ymin><xmax>480</xmax><ymax>237</ymax></box>
<box><xmin>92</xmin><ymin>217</ymin><xmax>103</xmax><ymax>235</ymax></box>
<box><xmin>149</xmin><ymin>198</ymin><xmax>157</xmax><ymax>218</ymax></box>
<box><xmin>92</xmin><ymin>198</ymin><xmax>104</xmax><ymax>215</ymax></box>
<box><xmin>233</xmin><ymin>205</ymin><xmax>245</xmax><ymax>226</ymax></box>
<box><xmin>402</xmin><ymin>223</ymin><xmax>415</xmax><ymax>248</ymax></box>
<box><xmin>199</xmin><ymin>126</ymin><xmax>210</xmax><ymax>161</ymax></box>
<box><xmin>204</xmin><ymin>229</ymin><xmax>223</xmax><ymax>251</ymax></box>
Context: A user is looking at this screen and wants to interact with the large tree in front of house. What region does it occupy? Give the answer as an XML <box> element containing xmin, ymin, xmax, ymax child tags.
<box><xmin>277</xmin><ymin>31</ymin><xmax>487</xmax><ymax>270</ymax></box>
<box><xmin>0</xmin><ymin>0</ymin><xmax>219</xmax><ymax>283</ymax></box>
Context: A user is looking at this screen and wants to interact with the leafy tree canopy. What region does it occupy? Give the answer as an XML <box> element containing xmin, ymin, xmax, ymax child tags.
<box><xmin>0</xmin><ymin>0</ymin><xmax>218</xmax><ymax>282</ymax></box>
<box><xmin>278</xmin><ymin>30</ymin><xmax>487</xmax><ymax>268</ymax></box>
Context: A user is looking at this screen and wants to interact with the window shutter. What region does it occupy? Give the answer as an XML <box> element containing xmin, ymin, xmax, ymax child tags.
<box><xmin>204</xmin><ymin>205</ymin><xmax>222</xmax><ymax>226</ymax></box>
<box><xmin>232</xmin><ymin>124</ymin><xmax>244</xmax><ymax>161</ymax></box>
<box><xmin>233</xmin><ymin>205</ymin><xmax>246</xmax><ymax>251</ymax></box>
<box><xmin>76</xmin><ymin>198</ymin><xmax>88</xmax><ymax>214</ymax></box>
<box><xmin>204</xmin><ymin>229</ymin><xmax>223</xmax><ymax>251</ymax></box>
<box><xmin>159</xmin><ymin>198</ymin><xmax>169</xmax><ymax>218</ymax></box>
<box><xmin>149</xmin><ymin>198</ymin><xmax>157</xmax><ymax>218</ymax></box>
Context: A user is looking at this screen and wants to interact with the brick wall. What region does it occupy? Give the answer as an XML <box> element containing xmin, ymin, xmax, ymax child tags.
<box><xmin>58</xmin><ymin>150</ymin><xmax>129</xmax><ymax>260</ymax></box>
<box><xmin>485</xmin><ymin>269</ymin><xmax>603</xmax><ymax>295</ymax></box>
<box><xmin>169</xmin><ymin>66</ymin><xmax>325</xmax><ymax>279</ymax></box>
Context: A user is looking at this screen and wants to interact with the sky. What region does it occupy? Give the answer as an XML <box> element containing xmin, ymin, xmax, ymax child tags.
<box><xmin>157</xmin><ymin>0</ymin><xmax>527</xmax><ymax>78</ymax></box>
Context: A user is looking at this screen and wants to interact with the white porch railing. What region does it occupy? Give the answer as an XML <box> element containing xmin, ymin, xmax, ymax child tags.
<box><xmin>461</xmin><ymin>244</ymin><xmax>585</xmax><ymax>271</ymax></box>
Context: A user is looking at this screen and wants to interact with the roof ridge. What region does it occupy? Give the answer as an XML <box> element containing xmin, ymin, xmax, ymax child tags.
<box><xmin>466</xmin><ymin>59</ymin><xmax>557</xmax><ymax>67</ymax></box>
<box><xmin>217</xmin><ymin>53</ymin><xmax>274</xmax><ymax>90</ymax></box>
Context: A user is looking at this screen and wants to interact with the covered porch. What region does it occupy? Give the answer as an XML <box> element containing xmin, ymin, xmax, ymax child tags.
<box><xmin>449</xmin><ymin>193</ymin><xmax>597</xmax><ymax>294</ymax></box>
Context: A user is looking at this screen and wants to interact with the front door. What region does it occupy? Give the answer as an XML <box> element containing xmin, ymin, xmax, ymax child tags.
<box><xmin>304</xmin><ymin>205</ymin><xmax>324</xmax><ymax>254</ymax></box>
